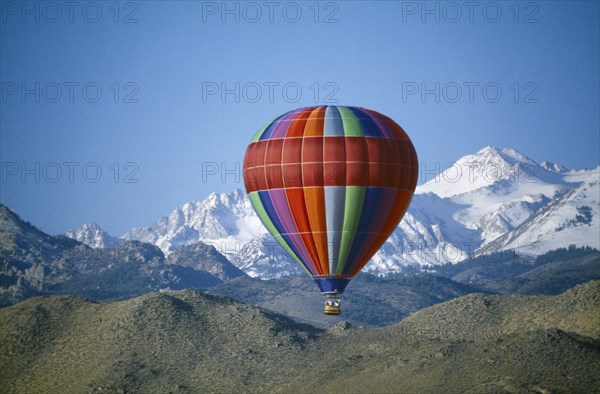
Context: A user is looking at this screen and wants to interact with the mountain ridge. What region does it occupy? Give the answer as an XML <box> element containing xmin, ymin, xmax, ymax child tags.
<box><xmin>65</xmin><ymin>222</ymin><xmax>123</xmax><ymax>249</ymax></box>
<box><xmin>64</xmin><ymin>146</ymin><xmax>599</xmax><ymax>279</ymax></box>
<box><xmin>1</xmin><ymin>280</ymin><xmax>598</xmax><ymax>393</ymax></box>
<box><xmin>0</xmin><ymin>205</ymin><xmax>247</xmax><ymax>306</ymax></box>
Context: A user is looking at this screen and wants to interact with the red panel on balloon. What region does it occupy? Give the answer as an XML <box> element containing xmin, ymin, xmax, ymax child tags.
<box><xmin>345</xmin><ymin>137</ymin><xmax>368</xmax><ymax>163</ymax></box>
<box><xmin>323</xmin><ymin>162</ymin><xmax>346</xmax><ymax>186</ymax></box>
<box><xmin>302</xmin><ymin>162</ymin><xmax>324</xmax><ymax>187</ymax></box>
<box><xmin>282</xmin><ymin>138</ymin><xmax>302</xmax><ymax>164</ymax></box>
<box><xmin>264</xmin><ymin>139</ymin><xmax>283</xmax><ymax>164</ymax></box>
<box><xmin>323</xmin><ymin>137</ymin><xmax>346</xmax><ymax>162</ymax></box>
<box><xmin>265</xmin><ymin>164</ymin><xmax>284</xmax><ymax>189</ymax></box>
<box><xmin>366</xmin><ymin>138</ymin><xmax>387</xmax><ymax>162</ymax></box>
<box><xmin>346</xmin><ymin>162</ymin><xmax>368</xmax><ymax>186</ymax></box>
<box><xmin>302</xmin><ymin>137</ymin><xmax>323</xmax><ymax>163</ymax></box>
<box><xmin>282</xmin><ymin>163</ymin><xmax>302</xmax><ymax>187</ymax></box>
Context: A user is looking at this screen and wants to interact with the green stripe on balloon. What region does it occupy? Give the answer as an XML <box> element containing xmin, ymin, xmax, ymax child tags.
<box><xmin>248</xmin><ymin>192</ymin><xmax>310</xmax><ymax>275</ymax></box>
<box><xmin>336</xmin><ymin>186</ymin><xmax>366</xmax><ymax>275</ymax></box>
<box><xmin>251</xmin><ymin>117</ymin><xmax>276</xmax><ymax>142</ymax></box>
<box><xmin>337</xmin><ymin>107</ymin><xmax>364</xmax><ymax>137</ymax></box>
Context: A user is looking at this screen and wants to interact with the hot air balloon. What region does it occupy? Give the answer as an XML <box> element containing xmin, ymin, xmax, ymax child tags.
<box><xmin>242</xmin><ymin>106</ymin><xmax>418</xmax><ymax>315</ymax></box>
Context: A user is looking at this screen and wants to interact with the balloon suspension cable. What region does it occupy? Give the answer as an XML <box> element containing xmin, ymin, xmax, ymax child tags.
<box><xmin>324</xmin><ymin>294</ymin><xmax>341</xmax><ymax>316</ymax></box>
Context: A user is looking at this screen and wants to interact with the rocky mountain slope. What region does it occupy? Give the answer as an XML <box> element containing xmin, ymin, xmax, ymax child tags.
<box><xmin>208</xmin><ymin>273</ymin><xmax>484</xmax><ymax>328</ymax></box>
<box><xmin>435</xmin><ymin>246</ymin><xmax>600</xmax><ymax>295</ymax></box>
<box><xmin>4</xmin><ymin>202</ymin><xmax>598</xmax><ymax>330</ymax></box>
<box><xmin>1</xmin><ymin>281</ymin><xmax>598</xmax><ymax>393</ymax></box>
<box><xmin>65</xmin><ymin>222</ymin><xmax>123</xmax><ymax>249</ymax></box>
<box><xmin>0</xmin><ymin>205</ymin><xmax>245</xmax><ymax>306</ymax></box>
<box><xmin>209</xmin><ymin>246</ymin><xmax>599</xmax><ymax>328</ymax></box>
<box><xmin>75</xmin><ymin>146</ymin><xmax>598</xmax><ymax>278</ymax></box>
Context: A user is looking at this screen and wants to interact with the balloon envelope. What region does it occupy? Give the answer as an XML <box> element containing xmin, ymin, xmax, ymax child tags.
<box><xmin>243</xmin><ymin>106</ymin><xmax>418</xmax><ymax>294</ymax></box>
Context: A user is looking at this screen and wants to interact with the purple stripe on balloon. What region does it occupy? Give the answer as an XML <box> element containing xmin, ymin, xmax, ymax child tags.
<box><xmin>267</xmin><ymin>189</ymin><xmax>319</xmax><ymax>273</ymax></box>
<box><xmin>259</xmin><ymin>119</ymin><xmax>281</xmax><ymax>141</ymax></box>
<box><xmin>260</xmin><ymin>110</ymin><xmax>292</xmax><ymax>140</ymax></box>
<box><xmin>270</xmin><ymin>111</ymin><xmax>297</xmax><ymax>139</ymax></box>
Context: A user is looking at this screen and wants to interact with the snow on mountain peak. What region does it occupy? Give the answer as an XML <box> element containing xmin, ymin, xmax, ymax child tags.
<box><xmin>116</xmin><ymin>147</ymin><xmax>598</xmax><ymax>278</ymax></box>
<box><xmin>123</xmin><ymin>189</ymin><xmax>266</xmax><ymax>256</ymax></box>
<box><xmin>66</xmin><ymin>222</ymin><xmax>122</xmax><ymax>249</ymax></box>
<box><xmin>541</xmin><ymin>161</ymin><xmax>569</xmax><ymax>173</ymax></box>
<box><xmin>417</xmin><ymin>146</ymin><xmax>561</xmax><ymax>198</ymax></box>
<box><xmin>498</xmin><ymin>147</ymin><xmax>535</xmax><ymax>164</ymax></box>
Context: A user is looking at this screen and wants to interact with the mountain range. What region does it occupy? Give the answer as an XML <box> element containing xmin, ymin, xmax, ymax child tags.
<box><xmin>3</xmin><ymin>197</ymin><xmax>598</xmax><ymax>325</ymax></box>
<box><xmin>0</xmin><ymin>204</ymin><xmax>246</xmax><ymax>306</ymax></box>
<box><xmin>66</xmin><ymin>146</ymin><xmax>600</xmax><ymax>279</ymax></box>
<box><xmin>2</xmin><ymin>280</ymin><xmax>598</xmax><ymax>393</ymax></box>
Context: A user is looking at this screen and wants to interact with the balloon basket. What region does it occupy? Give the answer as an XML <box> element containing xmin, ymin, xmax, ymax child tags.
<box><xmin>324</xmin><ymin>295</ymin><xmax>341</xmax><ymax>315</ymax></box>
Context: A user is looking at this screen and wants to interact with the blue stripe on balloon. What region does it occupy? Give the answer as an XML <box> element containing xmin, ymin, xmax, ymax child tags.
<box><xmin>324</xmin><ymin>186</ymin><xmax>346</xmax><ymax>274</ymax></box>
<box><xmin>343</xmin><ymin>187</ymin><xmax>386</xmax><ymax>274</ymax></box>
<box><xmin>324</xmin><ymin>106</ymin><xmax>345</xmax><ymax>136</ymax></box>
<box><xmin>313</xmin><ymin>277</ymin><xmax>352</xmax><ymax>294</ymax></box>
<box><xmin>258</xmin><ymin>190</ymin><xmax>312</xmax><ymax>273</ymax></box>
<box><xmin>350</xmin><ymin>107</ymin><xmax>383</xmax><ymax>137</ymax></box>
<box><xmin>259</xmin><ymin>111</ymin><xmax>292</xmax><ymax>140</ymax></box>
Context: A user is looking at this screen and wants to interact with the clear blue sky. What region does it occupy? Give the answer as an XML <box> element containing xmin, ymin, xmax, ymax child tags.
<box><xmin>1</xmin><ymin>1</ymin><xmax>598</xmax><ymax>236</ymax></box>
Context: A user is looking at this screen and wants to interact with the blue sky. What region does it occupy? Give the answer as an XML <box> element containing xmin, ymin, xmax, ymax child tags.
<box><xmin>1</xmin><ymin>1</ymin><xmax>598</xmax><ymax>236</ymax></box>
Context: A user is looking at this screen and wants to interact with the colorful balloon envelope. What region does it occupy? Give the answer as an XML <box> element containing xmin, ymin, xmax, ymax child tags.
<box><xmin>243</xmin><ymin>106</ymin><xmax>418</xmax><ymax>314</ymax></box>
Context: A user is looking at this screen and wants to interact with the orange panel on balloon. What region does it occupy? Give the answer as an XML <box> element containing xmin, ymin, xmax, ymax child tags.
<box><xmin>304</xmin><ymin>107</ymin><xmax>325</xmax><ymax>136</ymax></box>
<box><xmin>286</xmin><ymin>108</ymin><xmax>312</xmax><ymax>137</ymax></box>
<box><xmin>303</xmin><ymin>187</ymin><xmax>327</xmax><ymax>232</ymax></box>
<box><xmin>286</xmin><ymin>188</ymin><xmax>324</xmax><ymax>273</ymax></box>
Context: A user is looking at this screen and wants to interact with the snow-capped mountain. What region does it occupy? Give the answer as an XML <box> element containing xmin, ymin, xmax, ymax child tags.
<box><xmin>397</xmin><ymin>147</ymin><xmax>598</xmax><ymax>264</ymax></box>
<box><xmin>68</xmin><ymin>146</ymin><xmax>599</xmax><ymax>278</ymax></box>
<box><xmin>231</xmin><ymin>233</ymin><xmax>304</xmax><ymax>278</ymax></box>
<box><xmin>478</xmin><ymin>169</ymin><xmax>599</xmax><ymax>256</ymax></box>
<box><xmin>65</xmin><ymin>222</ymin><xmax>123</xmax><ymax>249</ymax></box>
<box><xmin>123</xmin><ymin>189</ymin><xmax>266</xmax><ymax>257</ymax></box>
<box><xmin>541</xmin><ymin>161</ymin><xmax>569</xmax><ymax>173</ymax></box>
